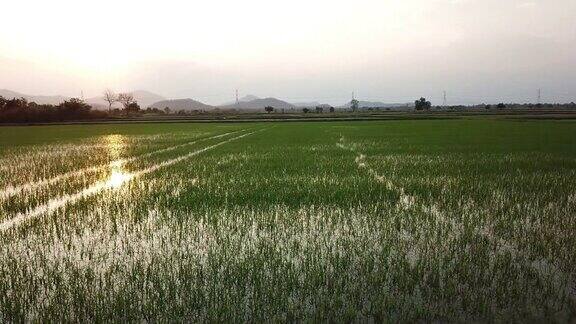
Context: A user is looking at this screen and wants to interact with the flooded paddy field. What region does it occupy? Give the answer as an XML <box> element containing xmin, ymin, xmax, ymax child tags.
<box><xmin>0</xmin><ymin>120</ymin><xmax>575</xmax><ymax>321</ymax></box>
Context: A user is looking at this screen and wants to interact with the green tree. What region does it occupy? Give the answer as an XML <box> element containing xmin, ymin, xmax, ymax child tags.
<box><xmin>414</xmin><ymin>97</ymin><xmax>431</xmax><ymax>111</ymax></box>
<box><xmin>351</xmin><ymin>99</ymin><xmax>359</xmax><ymax>112</ymax></box>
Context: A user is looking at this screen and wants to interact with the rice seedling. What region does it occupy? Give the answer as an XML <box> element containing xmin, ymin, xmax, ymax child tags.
<box><xmin>0</xmin><ymin>120</ymin><xmax>574</xmax><ymax>321</ymax></box>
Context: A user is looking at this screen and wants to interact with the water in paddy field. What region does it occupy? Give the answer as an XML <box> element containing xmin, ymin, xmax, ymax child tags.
<box><xmin>0</xmin><ymin>121</ymin><xmax>575</xmax><ymax>322</ymax></box>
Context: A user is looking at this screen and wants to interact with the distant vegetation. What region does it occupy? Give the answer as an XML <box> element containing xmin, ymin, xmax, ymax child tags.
<box><xmin>0</xmin><ymin>96</ymin><xmax>107</xmax><ymax>123</ymax></box>
<box><xmin>1</xmin><ymin>91</ymin><xmax>576</xmax><ymax>124</ymax></box>
<box><xmin>0</xmin><ymin>93</ymin><xmax>163</xmax><ymax>123</ymax></box>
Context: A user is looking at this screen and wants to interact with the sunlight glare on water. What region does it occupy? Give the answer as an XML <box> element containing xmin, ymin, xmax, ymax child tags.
<box><xmin>103</xmin><ymin>134</ymin><xmax>133</xmax><ymax>189</ymax></box>
<box><xmin>107</xmin><ymin>170</ymin><xmax>133</xmax><ymax>188</ymax></box>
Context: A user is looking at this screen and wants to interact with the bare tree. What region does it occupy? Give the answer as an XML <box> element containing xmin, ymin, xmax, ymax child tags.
<box><xmin>103</xmin><ymin>89</ymin><xmax>117</xmax><ymax>113</ymax></box>
<box><xmin>117</xmin><ymin>93</ymin><xmax>135</xmax><ymax>110</ymax></box>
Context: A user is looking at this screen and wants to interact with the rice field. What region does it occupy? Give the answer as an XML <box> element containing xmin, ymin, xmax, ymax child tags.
<box><xmin>0</xmin><ymin>120</ymin><xmax>575</xmax><ymax>322</ymax></box>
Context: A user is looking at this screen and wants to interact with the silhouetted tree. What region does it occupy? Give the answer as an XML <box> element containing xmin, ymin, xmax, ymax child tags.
<box><xmin>264</xmin><ymin>106</ymin><xmax>274</xmax><ymax>113</ymax></box>
<box><xmin>0</xmin><ymin>96</ymin><xmax>6</xmax><ymax>110</ymax></box>
<box><xmin>329</xmin><ymin>106</ymin><xmax>335</xmax><ymax>113</ymax></box>
<box><xmin>4</xmin><ymin>97</ymin><xmax>28</xmax><ymax>110</ymax></box>
<box><xmin>125</xmin><ymin>102</ymin><xmax>140</xmax><ymax>114</ymax></box>
<box><xmin>145</xmin><ymin>107</ymin><xmax>164</xmax><ymax>114</ymax></box>
<box><xmin>164</xmin><ymin>107</ymin><xmax>171</xmax><ymax>114</ymax></box>
<box><xmin>103</xmin><ymin>89</ymin><xmax>117</xmax><ymax>112</ymax></box>
<box><xmin>302</xmin><ymin>108</ymin><xmax>310</xmax><ymax>114</ymax></box>
<box><xmin>58</xmin><ymin>98</ymin><xmax>91</xmax><ymax>118</ymax></box>
<box><xmin>497</xmin><ymin>103</ymin><xmax>506</xmax><ymax>109</ymax></box>
<box><xmin>315</xmin><ymin>106</ymin><xmax>323</xmax><ymax>113</ymax></box>
<box><xmin>415</xmin><ymin>97</ymin><xmax>431</xmax><ymax>111</ymax></box>
<box><xmin>59</xmin><ymin>97</ymin><xmax>90</xmax><ymax>110</ymax></box>
<box><xmin>117</xmin><ymin>93</ymin><xmax>135</xmax><ymax>110</ymax></box>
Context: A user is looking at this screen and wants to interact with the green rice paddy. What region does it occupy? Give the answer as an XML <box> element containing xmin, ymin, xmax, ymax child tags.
<box><xmin>0</xmin><ymin>119</ymin><xmax>575</xmax><ymax>321</ymax></box>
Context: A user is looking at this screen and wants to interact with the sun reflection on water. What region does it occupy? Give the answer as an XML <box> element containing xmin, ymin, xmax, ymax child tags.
<box><xmin>103</xmin><ymin>134</ymin><xmax>133</xmax><ymax>189</ymax></box>
<box><xmin>107</xmin><ymin>170</ymin><xmax>133</xmax><ymax>188</ymax></box>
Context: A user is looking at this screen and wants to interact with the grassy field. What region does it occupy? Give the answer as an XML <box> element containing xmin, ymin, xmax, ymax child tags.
<box><xmin>0</xmin><ymin>119</ymin><xmax>575</xmax><ymax>321</ymax></box>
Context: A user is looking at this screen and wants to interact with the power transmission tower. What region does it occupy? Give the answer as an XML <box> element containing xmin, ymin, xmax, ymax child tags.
<box><xmin>352</xmin><ymin>91</ymin><xmax>355</xmax><ymax>101</ymax></box>
<box><xmin>537</xmin><ymin>88</ymin><xmax>541</xmax><ymax>104</ymax></box>
<box><xmin>443</xmin><ymin>91</ymin><xmax>447</xmax><ymax>107</ymax></box>
<box><xmin>235</xmin><ymin>89</ymin><xmax>239</xmax><ymax>106</ymax></box>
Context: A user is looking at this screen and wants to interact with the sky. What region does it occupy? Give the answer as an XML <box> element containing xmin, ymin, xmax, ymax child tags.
<box><xmin>1</xmin><ymin>0</ymin><xmax>575</xmax><ymax>105</ymax></box>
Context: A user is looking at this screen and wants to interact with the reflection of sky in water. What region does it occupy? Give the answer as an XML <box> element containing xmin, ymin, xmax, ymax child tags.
<box><xmin>103</xmin><ymin>135</ymin><xmax>133</xmax><ymax>189</ymax></box>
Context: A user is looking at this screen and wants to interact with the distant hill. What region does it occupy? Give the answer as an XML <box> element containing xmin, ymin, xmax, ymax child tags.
<box><xmin>239</xmin><ymin>95</ymin><xmax>259</xmax><ymax>102</ymax></box>
<box><xmin>292</xmin><ymin>101</ymin><xmax>322</xmax><ymax>107</ymax></box>
<box><xmin>221</xmin><ymin>97</ymin><xmax>295</xmax><ymax>110</ymax></box>
<box><xmin>339</xmin><ymin>100</ymin><xmax>414</xmax><ymax>109</ymax></box>
<box><xmin>220</xmin><ymin>94</ymin><xmax>260</xmax><ymax>106</ymax></box>
<box><xmin>150</xmin><ymin>98</ymin><xmax>214</xmax><ymax>111</ymax></box>
<box><xmin>86</xmin><ymin>90</ymin><xmax>165</xmax><ymax>109</ymax></box>
<box><xmin>0</xmin><ymin>89</ymin><xmax>68</xmax><ymax>105</ymax></box>
<box><xmin>292</xmin><ymin>102</ymin><xmax>336</xmax><ymax>108</ymax></box>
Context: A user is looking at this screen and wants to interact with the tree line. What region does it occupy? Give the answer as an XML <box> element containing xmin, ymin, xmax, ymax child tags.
<box><xmin>0</xmin><ymin>90</ymin><xmax>165</xmax><ymax>123</ymax></box>
<box><xmin>0</xmin><ymin>96</ymin><xmax>107</xmax><ymax>123</ymax></box>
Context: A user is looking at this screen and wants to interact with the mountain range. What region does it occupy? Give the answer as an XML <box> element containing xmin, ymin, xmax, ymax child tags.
<box><xmin>220</xmin><ymin>96</ymin><xmax>295</xmax><ymax>110</ymax></box>
<box><xmin>220</xmin><ymin>95</ymin><xmax>260</xmax><ymax>106</ymax></box>
<box><xmin>150</xmin><ymin>98</ymin><xmax>214</xmax><ymax>111</ymax></box>
<box><xmin>0</xmin><ymin>89</ymin><xmax>68</xmax><ymax>105</ymax></box>
<box><xmin>292</xmin><ymin>101</ymin><xmax>322</xmax><ymax>107</ymax></box>
<box><xmin>1</xmin><ymin>89</ymin><xmax>413</xmax><ymax>111</ymax></box>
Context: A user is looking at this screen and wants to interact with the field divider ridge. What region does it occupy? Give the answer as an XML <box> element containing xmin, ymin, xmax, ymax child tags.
<box><xmin>336</xmin><ymin>136</ymin><xmax>576</xmax><ymax>305</ymax></box>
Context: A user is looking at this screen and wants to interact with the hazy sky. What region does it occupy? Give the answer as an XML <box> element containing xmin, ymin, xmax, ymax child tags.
<box><xmin>1</xmin><ymin>0</ymin><xmax>575</xmax><ymax>105</ymax></box>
